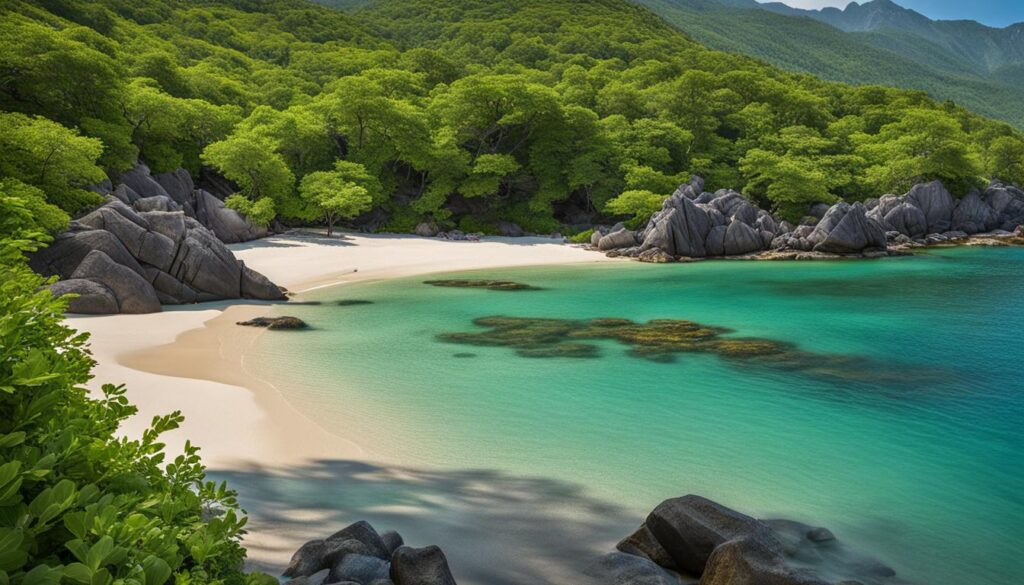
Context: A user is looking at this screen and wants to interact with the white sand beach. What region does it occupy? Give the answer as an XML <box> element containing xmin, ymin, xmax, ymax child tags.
<box><xmin>66</xmin><ymin>232</ymin><xmax>618</xmax><ymax>574</ymax></box>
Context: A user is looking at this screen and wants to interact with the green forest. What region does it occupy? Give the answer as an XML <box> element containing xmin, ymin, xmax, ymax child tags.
<box><xmin>2</xmin><ymin>0</ymin><xmax>1024</xmax><ymax>579</ymax></box>
<box><xmin>3</xmin><ymin>0</ymin><xmax>1024</xmax><ymax>235</ymax></box>
<box><xmin>635</xmin><ymin>0</ymin><xmax>1024</xmax><ymax>130</ymax></box>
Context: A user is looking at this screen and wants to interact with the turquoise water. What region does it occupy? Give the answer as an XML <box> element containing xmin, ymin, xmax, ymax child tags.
<box><xmin>248</xmin><ymin>247</ymin><xmax>1023</xmax><ymax>585</ymax></box>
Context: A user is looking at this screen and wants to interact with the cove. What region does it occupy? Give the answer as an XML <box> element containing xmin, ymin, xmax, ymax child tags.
<box><xmin>246</xmin><ymin>246</ymin><xmax>1024</xmax><ymax>585</ymax></box>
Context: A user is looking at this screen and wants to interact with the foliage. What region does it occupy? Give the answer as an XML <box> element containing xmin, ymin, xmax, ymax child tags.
<box><xmin>605</xmin><ymin>190</ymin><xmax>667</xmax><ymax>226</ymax></box>
<box><xmin>569</xmin><ymin>228</ymin><xmax>594</xmax><ymax>244</ymax></box>
<box><xmin>0</xmin><ymin>113</ymin><xmax>105</xmax><ymax>213</ymax></box>
<box><xmin>297</xmin><ymin>161</ymin><xmax>376</xmax><ymax>235</ymax></box>
<box><xmin>0</xmin><ymin>251</ymin><xmax>270</xmax><ymax>584</ymax></box>
<box><xmin>2</xmin><ymin>0</ymin><xmax>1024</xmax><ymax>232</ymax></box>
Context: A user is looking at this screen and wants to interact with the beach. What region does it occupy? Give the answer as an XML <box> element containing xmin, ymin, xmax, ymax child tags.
<box><xmin>66</xmin><ymin>232</ymin><xmax>616</xmax><ymax>573</ymax></box>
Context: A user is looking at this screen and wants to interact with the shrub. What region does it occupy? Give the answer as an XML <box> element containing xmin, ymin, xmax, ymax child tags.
<box><xmin>0</xmin><ymin>222</ymin><xmax>270</xmax><ymax>584</ymax></box>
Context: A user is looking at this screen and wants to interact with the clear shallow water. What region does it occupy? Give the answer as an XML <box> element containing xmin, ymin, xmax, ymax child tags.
<box><xmin>248</xmin><ymin>247</ymin><xmax>1023</xmax><ymax>585</ymax></box>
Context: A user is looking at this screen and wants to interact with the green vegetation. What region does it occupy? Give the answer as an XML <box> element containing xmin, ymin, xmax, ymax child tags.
<box><xmin>3</xmin><ymin>0</ymin><xmax>1024</xmax><ymax>232</ymax></box>
<box><xmin>635</xmin><ymin>0</ymin><xmax>1024</xmax><ymax>130</ymax></box>
<box><xmin>0</xmin><ymin>188</ymin><xmax>271</xmax><ymax>583</ymax></box>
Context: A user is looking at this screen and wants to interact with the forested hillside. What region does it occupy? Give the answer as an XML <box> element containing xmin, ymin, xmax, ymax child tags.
<box><xmin>631</xmin><ymin>0</ymin><xmax>1024</xmax><ymax>129</ymax></box>
<box><xmin>3</xmin><ymin>0</ymin><xmax>1024</xmax><ymax>237</ymax></box>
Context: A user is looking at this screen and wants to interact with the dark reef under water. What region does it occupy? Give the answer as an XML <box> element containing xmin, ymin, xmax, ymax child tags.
<box><xmin>438</xmin><ymin>315</ymin><xmax>924</xmax><ymax>385</ymax></box>
<box><xmin>424</xmin><ymin>279</ymin><xmax>541</xmax><ymax>291</ymax></box>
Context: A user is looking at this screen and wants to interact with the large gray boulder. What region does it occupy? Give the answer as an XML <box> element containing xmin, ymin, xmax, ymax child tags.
<box><xmin>284</xmin><ymin>540</ymin><xmax>330</xmax><ymax>578</ymax></box>
<box><xmin>33</xmin><ymin>196</ymin><xmax>284</xmax><ymax>314</ymax></box>
<box><xmin>983</xmin><ymin>183</ymin><xmax>1024</xmax><ymax>230</ymax></box>
<box><xmin>71</xmin><ymin>250</ymin><xmax>161</xmax><ymax>314</ymax></box>
<box><xmin>133</xmin><ymin>195</ymin><xmax>181</xmax><ymax>213</ymax></box>
<box><xmin>708</xmin><ymin>191</ymin><xmax>758</xmax><ymax>226</ymax></box>
<box><xmin>645</xmin><ymin>495</ymin><xmax>769</xmax><ymax>576</ymax></box>
<box><xmin>328</xmin><ymin>521</ymin><xmax>391</xmax><ymax>560</ymax></box>
<box><xmin>808</xmin><ymin>202</ymin><xmax>886</xmax><ymax>254</ymax></box>
<box><xmin>672</xmin><ymin>176</ymin><xmax>705</xmax><ymax>200</ymax></box>
<box><xmin>598</xmin><ymin>227</ymin><xmax>636</xmax><ymax>251</ymax></box>
<box><xmin>48</xmin><ymin>279</ymin><xmax>118</xmax><ymax>314</ymax></box>
<box><xmin>616</xmin><ymin>524</ymin><xmax>676</xmax><ymax>570</ymax></box>
<box><xmin>582</xmin><ymin>552</ymin><xmax>681</xmax><ymax>585</ymax></box>
<box><xmin>193</xmin><ymin>189</ymin><xmax>268</xmax><ymax>243</ymax></box>
<box><xmin>722</xmin><ymin>220</ymin><xmax>763</xmax><ymax>256</ymax></box>
<box><xmin>640</xmin><ymin>195</ymin><xmax>712</xmax><ymax>257</ymax></box>
<box><xmin>880</xmin><ymin>202</ymin><xmax>927</xmax><ymax>237</ymax></box>
<box><xmin>952</xmin><ymin>190</ymin><xmax>998</xmax><ymax>234</ymax></box>
<box><xmin>906</xmin><ymin>181</ymin><xmax>955</xmax><ymax>233</ymax></box>
<box><xmin>111</xmin><ymin>184</ymin><xmax>140</xmax><ymax>205</ymax></box>
<box><xmin>704</xmin><ymin>225</ymin><xmax>728</xmax><ymax>257</ymax></box>
<box><xmin>153</xmin><ymin>168</ymin><xmax>195</xmax><ymax>208</ymax></box>
<box><xmin>118</xmin><ymin>163</ymin><xmax>171</xmax><ymax>201</ymax></box>
<box><xmin>328</xmin><ymin>554</ymin><xmax>390</xmax><ymax>584</ymax></box>
<box><xmin>30</xmin><ymin>229</ymin><xmax>145</xmax><ymax>279</ymax></box>
<box><xmin>700</xmin><ymin>535</ymin><xmax>828</xmax><ymax>585</ymax></box>
<box><xmin>390</xmin><ymin>546</ymin><xmax>457</xmax><ymax>585</ymax></box>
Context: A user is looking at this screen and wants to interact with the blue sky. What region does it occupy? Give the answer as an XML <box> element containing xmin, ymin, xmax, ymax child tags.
<box><xmin>764</xmin><ymin>0</ymin><xmax>1022</xmax><ymax>27</ymax></box>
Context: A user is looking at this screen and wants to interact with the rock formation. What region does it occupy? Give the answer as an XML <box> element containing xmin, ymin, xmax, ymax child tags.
<box><xmin>283</xmin><ymin>521</ymin><xmax>455</xmax><ymax>585</ymax></box>
<box><xmin>107</xmin><ymin>163</ymin><xmax>268</xmax><ymax>243</ymax></box>
<box><xmin>595</xmin><ymin>176</ymin><xmax>1024</xmax><ymax>261</ymax></box>
<box><xmin>290</xmin><ymin>496</ymin><xmax>901</xmax><ymax>585</ymax></box>
<box><xmin>32</xmin><ymin>197</ymin><xmax>284</xmax><ymax>315</ymax></box>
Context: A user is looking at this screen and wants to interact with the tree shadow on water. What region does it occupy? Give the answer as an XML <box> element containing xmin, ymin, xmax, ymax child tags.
<box><xmin>209</xmin><ymin>459</ymin><xmax>636</xmax><ymax>585</ymax></box>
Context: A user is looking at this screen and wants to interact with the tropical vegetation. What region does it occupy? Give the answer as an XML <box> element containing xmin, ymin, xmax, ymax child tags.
<box><xmin>3</xmin><ymin>0</ymin><xmax>1024</xmax><ymax>233</ymax></box>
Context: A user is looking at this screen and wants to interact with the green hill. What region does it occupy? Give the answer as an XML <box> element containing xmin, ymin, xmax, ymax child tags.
<box><xmin>630</xmin><ymin>0</ymin><xmax>1024</xmax><ymax>128</ymax></box>
<box><xmin>3</xmin><ymin>0</ymin><xmax>1023</xmax><ymax>239</ymax></box>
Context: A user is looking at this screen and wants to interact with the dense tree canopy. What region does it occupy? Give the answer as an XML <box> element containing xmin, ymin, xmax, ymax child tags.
<box><xmin>2</xmin><ymin>0</ymin><xmax>1024</xmax><ymax>230</ymax></box>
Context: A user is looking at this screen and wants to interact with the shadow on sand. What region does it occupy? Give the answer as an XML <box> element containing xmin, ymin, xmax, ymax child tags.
<box><xmin>209</xmin><ymin>459</ymin><xmax>636</xmax><ymax>585</ymax></box>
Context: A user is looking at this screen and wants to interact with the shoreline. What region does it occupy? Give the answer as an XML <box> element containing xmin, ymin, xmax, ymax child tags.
<box><xmin>67</xmin><ymin>232</ymin><xmax>618</xmax><ymax>571</ymax></box>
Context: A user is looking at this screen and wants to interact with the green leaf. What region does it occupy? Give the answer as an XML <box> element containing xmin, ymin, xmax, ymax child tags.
<box><xmin>142</xmin><ymin>556</ymin><xmax>171</xmax><ymax>585</ymax></box>
<box><xmin>21</xmin><ymin>565</ymin><xmax>63</xmax><ymax>585</ymax></box>
<box><xmin>0</xmin><ymin>433</ymin><xmax>25</xmax><ymax>449</ymax></box>
<box><xmin>86</xmin><ymin>536</ymin><xmax>114</xmax><ymax>570</ymax></box>
<box><xmin>63</xmin><ymin>563</ymin><xmax>92</xmax><ymax>585</ymax></box>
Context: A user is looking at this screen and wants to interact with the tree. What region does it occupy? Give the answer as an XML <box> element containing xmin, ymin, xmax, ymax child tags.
<box><xmin>0</xmin><ymin>112</ymin><xmax>105</xmax><ymax>213</ymax></box>
<box><xmin>297</xmin><ymin>161</ymin><xmax>377</xmax><ymax>236</ymax></box>
<box><xmin>986</xmin><ymin>136</ymin><xmax>1024</xmax><ymax>186</ymax></box>
<box><xmin>604</xmin><ymin>189</ymin><xmax>665</xmax><ymax>226</ymax></box>
<box><xmin>856</xmin><ymin>109</ymin><xmax>982</xmax><ymax>194</ymax></box>
<box><xmin>740</xmin><ymin>149</ymin><xmax>834</xmax><ymax>221</ymax></box>
<box><xmin>201</xmin><ymin>132</ymin><xmax>295</xmax><ymax>222</ymax></box>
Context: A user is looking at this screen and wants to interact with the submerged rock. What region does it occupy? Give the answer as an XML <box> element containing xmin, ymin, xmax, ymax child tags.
<box><xmin>236</xmin><ymin>316</ymin><xmax>307</xmax><ymax>330</ymax></box>
<box><xmin>437</xmin><ymin>315</ymin><xmax>916</xmax><ymax>385</ymax></box>
<box><xmin>424</xmin><ymin>279</ymin><xmax>540</xmax><ymax>291</ymax></box>
<box><xmin>582</xmin><ymin>552</ymin><xmax>682</xmax><ymax>585</ymax></box>
<box><xmin>391</xmin><ymin>545</ymin><xmax>458</xmax><ymax>585</ymax></box>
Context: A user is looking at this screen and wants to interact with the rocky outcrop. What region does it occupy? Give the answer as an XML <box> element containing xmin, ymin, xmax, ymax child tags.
<box><xmin>598</xmin><ymin>177</ymin><xmax>889</xmax><ymax>260</ymax></box>
<box><xmin>32</xmin><ymin>198</ymin><xmax>285</xmax><ymax>314</ymax></box>
<box><xmin>806</xmin><ymin>202</ymin><xmax>887</xmax><ymax>254</ymax></box>
<box><xmin>293</xmin><ymin>496</ymin><xmax>901</xmax><ymax>585</ymax></box>
<box><xmin>863</xmin><ymin>180</ymin><xmax>1024</xmax><ymax>246</ymax></box>
<box><xmin>597</xmin><ymin>227</ymin><xmax>636</xmax><ymax>251</ymax></box>
<box><xmin>99</xmin><ymin>163</ymin><xmax>267</xmax><ymax>244</ymax></box>
<box><xmin>596</xmin><ymin>177</ymin><xmax>1024</xmax><ymax>262</ymax></box>
<box><xmin>283</xmin><ymin>522</ymin><xmax>456</xmax><ymax>585</ymax></box>
<box><xmin>589</xmin><ymin>495</ymin><xmax>900</xmax><ymax>585</ymax></box>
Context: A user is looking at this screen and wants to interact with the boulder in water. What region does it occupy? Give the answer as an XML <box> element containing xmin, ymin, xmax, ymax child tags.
<box><xmin>390</xmin><ymin>545</ymin><xmax>457</xmax><ymax>585</ymax></box>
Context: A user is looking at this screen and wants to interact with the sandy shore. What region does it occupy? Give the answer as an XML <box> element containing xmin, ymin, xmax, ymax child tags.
<box><xmin>67</xmin><ymin>232</ymin><xmax>618</xmax><ymax>575</ymax></box>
